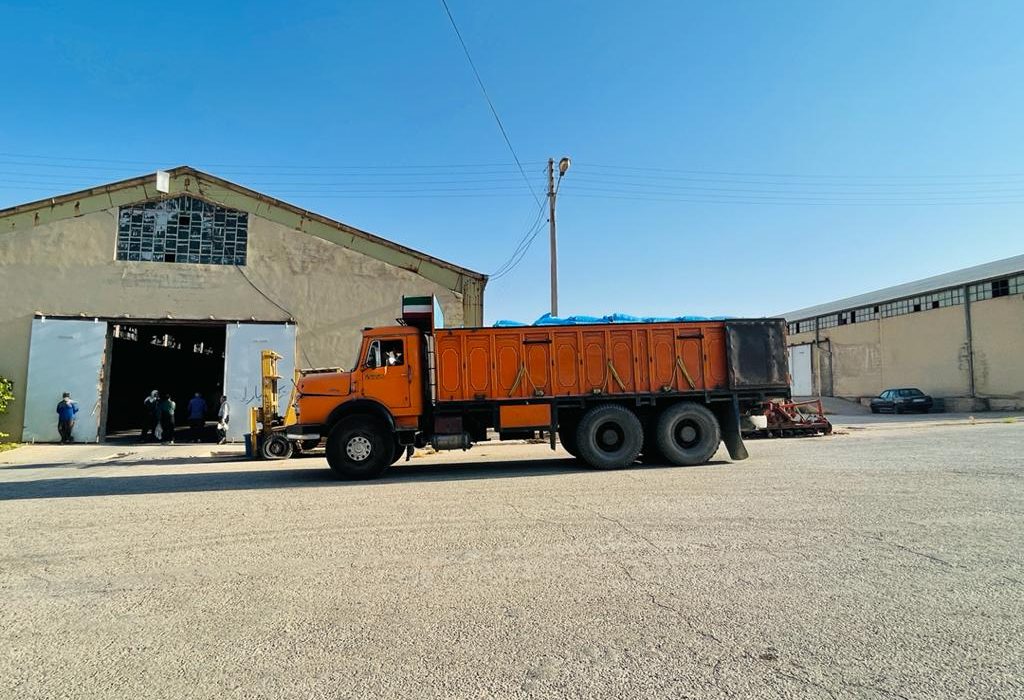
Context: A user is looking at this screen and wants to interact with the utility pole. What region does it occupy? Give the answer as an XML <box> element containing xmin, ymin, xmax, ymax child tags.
<box><xmin>547</xmin><ymin>156</ymin><xmax>570</xmax><ymax>317</ymax></box>
<box><xmin>547</xmin><ymin>158</ymin><xmax>558</xmax><ymax>317</ymax></box>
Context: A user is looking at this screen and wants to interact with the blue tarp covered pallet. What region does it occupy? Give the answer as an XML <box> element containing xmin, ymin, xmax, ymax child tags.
<box><xmin>494</xmin><ymin>312</ymin><xmax>730</xmax><ymax>328</ymax></box>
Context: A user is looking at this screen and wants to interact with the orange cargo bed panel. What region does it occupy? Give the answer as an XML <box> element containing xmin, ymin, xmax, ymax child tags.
<box><xmin>498</xmin><ymin>404</ymin><xmax>552</xmax><ymax>429</ymax></box>
<box><xmin>434</xmin><ymin>322</ymin><xmax>729</xmax><ymax>403</ymax></box>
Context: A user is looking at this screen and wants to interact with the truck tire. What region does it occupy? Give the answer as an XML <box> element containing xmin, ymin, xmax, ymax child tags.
<box><xmin>325</xmin><ymin>416</ymin><xmax>392</xmax><ymax>480</ymax></box>
<box><xmin>655</xmin><ymin>402</ymin><xmax>720</xmax><ymax>466</ymax></box>
<box><xmin>260</xmin><ymin>433</ymin><xmax>294</xmax><ymax>460</ymax></box>
<box><xmin>639</xmin><ymin>416</ymin><xmax>666</xmax><ymax>464</ymax></box>
<box><xmin>575</xmin><ymin>404</ymin><xmax>643</xmax><ymax>470</ymax></box>
<box><xmin>390</xmin><ymin>437</ymin><xmax>405</xmax><ymax>465</ymax></box>
<box><xmin>557</xmin><ymin>423</ymin><xmax>580</xmax><ymax>458</ymax></box>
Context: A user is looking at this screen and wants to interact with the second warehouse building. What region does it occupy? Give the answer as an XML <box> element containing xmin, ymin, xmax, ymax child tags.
<box><xmin>782</xmin><ymin>255</ymin><xmax>1024</xmax><ymax>411</ymax></box>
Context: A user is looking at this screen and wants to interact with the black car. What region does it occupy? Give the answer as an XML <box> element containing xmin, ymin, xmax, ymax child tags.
<box><xmin>870</xmin><ymin>388</ymin><xmax>934</xmax><ymax>414</ymax></box>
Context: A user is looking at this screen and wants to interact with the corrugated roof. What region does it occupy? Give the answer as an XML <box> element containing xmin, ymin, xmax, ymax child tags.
<box><xmin>780</xmin><ymin>253</ymin><xmax>1024</xmax><ymax>321</ymax></box>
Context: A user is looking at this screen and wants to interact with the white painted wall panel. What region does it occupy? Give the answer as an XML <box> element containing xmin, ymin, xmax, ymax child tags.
<box><xmin>223</xmin><ymin>323</ymin><xmax>296</xmax><ymax>441</ymax></box>
<box><xmin>789</xmin><ymin>344</ymin><xmax>813</xmax><ymax>396</ymax></box>
<box><xmin>23</xmin><ymin>318</ymin><xmax>107</xmax><ymax>442</ymax></box>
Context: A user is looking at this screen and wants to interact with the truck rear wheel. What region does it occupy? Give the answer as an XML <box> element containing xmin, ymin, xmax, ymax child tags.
<box><xmin>575</xmin><ymin>404</ymin><xmax>643</xmax><ymax>470</ymax></box>
<box><xmin>557</xmin><ymin>422</ymin><xmax>580</xmax><ymax>458</ymax></box>
<box><xmin>639</xmin><ymin>415</ymin><xmax>666</xmax><ymax>464</ymax></box>
<box><xmin>655</xmin><ymin>403</ymin><xmax>720</xmax><ymax>466</ymax></box>
<box><xmin>326</xmin><ymin>416</ymin><xmax>392</xmax><ymax>480</ymax></box>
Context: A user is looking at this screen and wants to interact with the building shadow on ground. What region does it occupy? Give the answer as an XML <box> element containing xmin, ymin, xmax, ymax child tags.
<box><xmin>0</xmin><ymin>456</ymin><xmax>729</xmax><ymax>501</ymax></box>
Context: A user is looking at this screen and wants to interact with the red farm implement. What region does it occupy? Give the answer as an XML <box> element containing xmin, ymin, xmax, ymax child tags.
<box><xmin>746</xmin><ymin>398</ymin><xmax>832</xmax><ymax>438</ymax></box>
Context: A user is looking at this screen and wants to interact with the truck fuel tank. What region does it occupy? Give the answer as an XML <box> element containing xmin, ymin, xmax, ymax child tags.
<box><xmin>431</xmin><ymin>433</ymin><xmax>472</xmax><ymax>451</ymax></box>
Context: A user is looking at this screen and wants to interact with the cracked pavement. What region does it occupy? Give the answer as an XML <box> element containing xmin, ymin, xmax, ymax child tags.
<box><xmin>1</xmin><ymin>421</ymin><xmax>1022</xmax><ymax>699</ymax></box>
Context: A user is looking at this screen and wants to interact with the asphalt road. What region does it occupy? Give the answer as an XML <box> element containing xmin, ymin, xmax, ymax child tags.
<box><xmin>1</xmin><ymin>421</ymin><xmax>1022</xmax><ymax>699</ymax></box>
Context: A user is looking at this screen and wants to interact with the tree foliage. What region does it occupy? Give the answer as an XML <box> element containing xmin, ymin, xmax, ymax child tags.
<box><xmin>0</xmin><ymin>375</ymin><xmax>14</xmax><ymax>441</ymax></box>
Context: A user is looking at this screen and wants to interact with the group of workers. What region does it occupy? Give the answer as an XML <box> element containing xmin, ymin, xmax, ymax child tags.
<box><xmin>55</xmin><ymin>391</ymin><xmax>230</xmax><ymax>444</ymax></box>
<box><xmin>141</xmin><ymin>392</ymin><xmax>230</xmax><ymax>444</ymax></box>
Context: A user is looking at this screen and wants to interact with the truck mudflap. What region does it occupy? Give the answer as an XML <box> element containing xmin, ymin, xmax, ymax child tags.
<box><xmin>718</xmin><ymin>398</ymin><xmax>749</xmax><ymax>461</ymax></box>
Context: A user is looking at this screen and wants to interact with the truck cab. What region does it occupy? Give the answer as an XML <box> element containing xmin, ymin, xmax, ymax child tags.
<box><xmin>294</xmin><ymin>325</ymin><xmax>426</xmax><ymax>437</ymax></box>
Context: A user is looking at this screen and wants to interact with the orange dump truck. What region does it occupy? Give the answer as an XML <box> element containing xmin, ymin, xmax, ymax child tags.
<box><xmin>280</xmin><ymin>296</ymin><xmax>790</xmax><ymax>479</ymax></box>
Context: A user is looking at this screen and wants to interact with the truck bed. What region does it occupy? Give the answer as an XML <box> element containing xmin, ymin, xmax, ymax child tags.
<box><xmin>432</xmin><ymin>319</ymin><xmax>788</xmax><ymax>403</ymax></box>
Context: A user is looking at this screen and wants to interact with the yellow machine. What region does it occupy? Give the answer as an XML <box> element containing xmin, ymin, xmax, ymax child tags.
<box><xmin>251</xmin><ymin>350</ymin><xmax>304</xmax><ymax>459</ymax></box>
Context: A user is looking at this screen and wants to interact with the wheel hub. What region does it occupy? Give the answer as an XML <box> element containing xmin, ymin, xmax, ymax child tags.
<box><xmin>675</xmin><ymin>420</ymin><xmax>700</xmax><ymax>448</ymax></box>
<box><xmin>346</xmin><ymin>436</ymin><xmax>372</xmax><ymax>462</ymax></box>
<box><xmin>597</xmin><ymin>422</ymin><xmax>625</xmax><ymax>451</ymax></box>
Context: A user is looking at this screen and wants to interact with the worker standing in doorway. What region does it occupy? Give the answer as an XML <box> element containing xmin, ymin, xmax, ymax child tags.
<box><xmin>56</xmin><ymin>392</ymin><xmax>78</xmax><ymax>443</ymax></box>
<box><xmin>141</xmin><ymin>390</ymin><xmax>159</xmax><ymax>442</ymax></box>
<box><xmin>187</xmin><ymin>392</ymin><xmax>208</xmax><ymax>443</ymax></box>
<box><xmin>216</xmin><ymin>396</ymin><xmax>230</xmax><ymax>444</ymax></box>
<box><xmin>160</xmin><ymin>394</ymin><xmax>176</xmax><ymax>444</ymax></box>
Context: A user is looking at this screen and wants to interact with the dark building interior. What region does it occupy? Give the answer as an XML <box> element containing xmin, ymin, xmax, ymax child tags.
<box><xmin>104</xmin><ymin>323</ymin><xmax>226</xmax><ymax>439</ymax></box>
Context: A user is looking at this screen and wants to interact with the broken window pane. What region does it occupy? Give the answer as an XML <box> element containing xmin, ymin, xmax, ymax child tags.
<box><xmin>116</xmin><ymin>195</ymin><xmax>248</xmax><ymax>266</ymax></box>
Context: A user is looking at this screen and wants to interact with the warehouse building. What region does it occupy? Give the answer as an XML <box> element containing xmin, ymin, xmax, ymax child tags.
<box><xmin>0</xmin><ymin>167</ymin><xmax>486</xmax><ymax>442</ymax></box>
<box><xmin>782</xmin><ymin>254</ymin><xmax>1024</xmax><ymax>411</ymax></box>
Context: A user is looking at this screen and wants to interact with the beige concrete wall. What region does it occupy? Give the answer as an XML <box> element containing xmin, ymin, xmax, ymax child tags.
<box><xmin>788</xmin><ymin>303</ymin><xmax>976</xmax><ymax>399</ymax></box>
<box><xmin>0</xmin><ymin>208</ymin><xmax>466</xmax><ymax>440</ymax></box>
<box><xmin>970</xmin><ymin>294</ymin><xmax>1024</xmax><ymax>398</ymax></box>
<box><xmin>819</xmin><ymin>320</ymin><xmax>884</xmax><ymax>397</ymax></box>
<box><xmin>877</xmin><ymin>305</ymin><xmax>969</xmax><ymax>396</ymax></box>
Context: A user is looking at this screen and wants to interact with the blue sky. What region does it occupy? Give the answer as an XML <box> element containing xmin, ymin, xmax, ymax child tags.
<box><xmin>2</xmin><ymin>0</ymin><xmax>1022</xmax><ymax>323</ymax></box>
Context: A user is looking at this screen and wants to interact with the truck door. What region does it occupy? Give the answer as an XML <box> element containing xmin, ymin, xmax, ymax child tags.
<box><xmin>361</xmin><ymin>337</ymin><xmax>412</xmax><ymax>410</ymax></box>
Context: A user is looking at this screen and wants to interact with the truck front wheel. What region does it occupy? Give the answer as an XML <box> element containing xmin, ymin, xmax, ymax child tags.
<box><xmin>326</xmin><ymin>416</ymin><xmax>392</xmax><ymax>480</ymax></box>
<box><xmin>655</xmin><ymin>403</ymin><xmax>720</xmax><ymax>466</ymax></box>
<box><xmin>575</xmin><ymin>404</ymin><xmax>643</xmax><ymax>470</ymax></box>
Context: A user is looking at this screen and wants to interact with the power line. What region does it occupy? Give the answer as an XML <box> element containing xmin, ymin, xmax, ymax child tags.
<box><xmin>4</xmin><ymin>152</ymin><xmax>1023</xmax><ymax>182</ymax></box>
<box><xmin>570</xmin><ymin>193</ymin><xmax>1024</xmax><ymax>206</ymax></box>
<box><xmin>0</xmin><ymin>152</ymin><xmax>545</xmax><ymax>171</ymax></box>
<box><xmin>490</xmin><ymin>170</ymin><xmax>574</xmax><ymax>281</ymax></box>
<box><xmin>234</xmin><ymin>265</ymin><xmax>314</xmax><ymax>367</ymax></box>
<box><xmin>437</xmin><ymin>0</ymin><xmax>542</xmax><ymax>208</ymax></box>
<box><xmin>574</xmin><ymin>162</ymin><xmax>1024</xmax><ymax>180</ymax></box>
<box><xmin>568</xmin><ymin>170</ymin><xmax>1024</xmax><ymax>188</ymax></box>
<box><xmin>0</xmin><ymin>185</ymin><xmax>535</xmax><ymax>200</ymax></box>
<box><xmin>565</xmin><ymin>183</ymin><xmax>1024</xmax><ymax>199</ymax></box>
<box><xmin>489</xmin><ymin>219</ymin><xmax>546</xmax><ymax>281</ymax></box>
<box><xmin>490</xmin><ymin>199</ymin><xmax>548</xmax><ymax>279</ymax></box>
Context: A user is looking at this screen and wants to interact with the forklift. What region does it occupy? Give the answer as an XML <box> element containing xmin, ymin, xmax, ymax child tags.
<box><xmin>249</xmin><ymin>350</ymin><xmax>319</xmax><ymax>460</ymax></box>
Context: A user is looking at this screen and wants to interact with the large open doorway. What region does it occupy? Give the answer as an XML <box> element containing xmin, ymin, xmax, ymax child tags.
<box><xmin>104</xmin><ymin>322</ymin><xmax>226</xmax><ymax>442</ymax></box>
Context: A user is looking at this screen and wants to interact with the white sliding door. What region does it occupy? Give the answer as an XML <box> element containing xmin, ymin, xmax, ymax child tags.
<box><xmin>23</xmin><ymin>318</ymin><xmax>107</xmax><ymax>442</ymax></box>
<box><xmin>223</xmin><ymin>323</ymin><xmax>296</xmax><ymax>442</ymax></box>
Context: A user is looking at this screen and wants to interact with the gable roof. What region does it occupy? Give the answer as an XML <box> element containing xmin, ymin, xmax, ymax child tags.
<box><xmin>0</xmin><ymin>166</ymin><xmax>486</xmax><ymax>294</ymax></box>
<box><xmin>781</xmin><ymin>253</ymin><xmax>1024</xmax><ymax>321</ymax></box>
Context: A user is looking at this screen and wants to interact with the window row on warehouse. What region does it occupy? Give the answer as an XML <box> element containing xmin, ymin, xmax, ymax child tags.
<box><xmin>787</xmin><ymin>274</ymin><xmax>1023</xmax><ymax>335</ymax></box>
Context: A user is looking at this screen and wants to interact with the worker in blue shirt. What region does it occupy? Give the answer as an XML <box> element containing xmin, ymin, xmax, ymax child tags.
<box><xmin>56</xmin><ymin>392</ymin><xmax>79</xmax><ymax>443</ymax></box>
<box><xmin>187</xmin><ymin>392</ymin><xmax>208</xmax><ymax>442</ymax></box>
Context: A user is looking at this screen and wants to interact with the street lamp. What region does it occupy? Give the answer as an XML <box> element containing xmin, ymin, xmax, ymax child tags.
<box><xmin>548</xmin><ymin>156</ymin><xmax>570</xmax><ymax>316</ymax></box>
